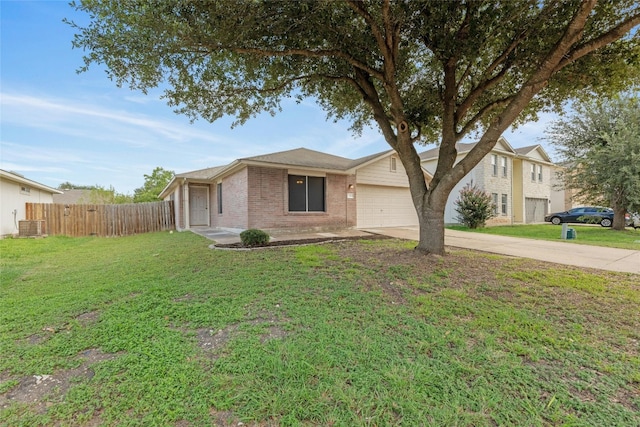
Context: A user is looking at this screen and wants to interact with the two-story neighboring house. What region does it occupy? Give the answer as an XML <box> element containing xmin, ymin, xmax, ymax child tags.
<box><xmin>512</xmin><ymin>145</ymin><xmax>555</xmax><ymax>223</ymax></box>
<box><xmin>420</xmin><ymin>137</ymin><xmax>554</xmax><ymax>225</ymax></box>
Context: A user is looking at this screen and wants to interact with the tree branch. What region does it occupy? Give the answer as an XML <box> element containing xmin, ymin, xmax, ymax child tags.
<box><xmin>227</xmin><ymin>46</ymin><xmax>385</xmax><ymax>81</ymax></box>
<box><xmin>353</xmin><ymin>68</ymin><xmax>398</xmax><ymax>148</ymax></box>
<box><xmin>456</xmin><ymin>96</ymin><xmax>513</xmax><ymax>138</ymax></box>
<box><xmin>444</xmin><ymin>0</ymin><xmax>599</xmax><ymax>193</ymax></box>
<box><xmin>457</xmin><ymin>2</ymin><xmax>560</xmax><ymax>120</ymax></box>
<box><xmin>554</xmin><ymin>12</ymin><xmax>640</xmax><ymax>72</ymax></box>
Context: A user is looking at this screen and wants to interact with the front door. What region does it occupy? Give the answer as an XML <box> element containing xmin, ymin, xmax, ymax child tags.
<box><xmin>189</xmin><ymin>186</ymin><xmax>209</xmax><ymax>226</ymax></box>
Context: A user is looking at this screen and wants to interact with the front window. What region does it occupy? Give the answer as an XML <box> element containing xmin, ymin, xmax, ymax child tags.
<box><xmin>491</xmin><ymin>155</ymin><xmax>498</xmax><ymax>176</ymax></box>
<box><xmin>501</xmin><ymin>156</ymin><xmax>507</xmax><ymax>177</ymax></box>
<box><xmin>531</xmin><ymin>164</ymin><xmax>536</xmax><ymax>182</ymax></box>
<box><xmin>537</xmin><ymin>165</ymin><xmax>543</xmax><ymax>182</ymax></box>
<box><xmin>217</xmin><ymin>183</ymin><xmax>222</xmax><ymax>214</ymax></box>
<box><xmin>390</xmin><ymin>157</ymin><xmax>397</xmax><ymax>172</ymax></box>
<box><xmin>501</xmin><ymin>194</ymin><xmax>508</xmax><ymax>215</ymax></box>
<box><xmin>288</xmin><ymin>175</ymin><xmax>325</xmax><ymax>212</ymax></box>
<box><xmin>492</xmin><ymin>193</ymin><xmax>498</xmax><ymax>215</ymax></box>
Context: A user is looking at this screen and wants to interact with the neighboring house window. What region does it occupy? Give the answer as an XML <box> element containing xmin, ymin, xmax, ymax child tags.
<box><xmin>491</xmin><ymin>154</ymin><xmax>498</xmax><ymax>176</ymax></box>
<box><xmin>501</xmin><ymin>193</ymin><xmax>508</xmax><ymax>215</ymax></box>
<box><xmin>20</xmin><ymin>186</ymin><xmax>31</xmax><ymax>195</ymax></box>
<box><xmin>288</xmin><ymin>175</ymin><xmax>325</xmax><ymax>212</ymax></box>
<box><xmin>531</xmin><ymin>163</ymin><xmax>536</xmax><ymax>182</ymax></box>
<box><xmin>537</xmin><ymin>165</ymin><xmax>543</xmax><ymax>182</ymax></box>
<box><xmin>501</xmin><ymin>156</ymin><xmax>507</xmax><ymax>177</ymax></box>
<box><xmin>217</xmin><ymin>183</ymin><xmax>222</xmax><ymax>214</ymax></box>
<box><xmin>390</xmin><ymin>157</ymin><xmax>397</xmax><ymax>172</ymax></box>
<box><xmin>492</xmin><ymin>193</ymin><xmax>498</xmax><ymax>215</ymax></box>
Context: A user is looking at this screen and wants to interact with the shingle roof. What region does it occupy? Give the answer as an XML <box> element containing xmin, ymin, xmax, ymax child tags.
<box><xmin>52</xmin><ymin>189</ymin><xmax>101</xmax><ymax>204</ymax></box>
<box><xmin>419</xmin><ymin>142</ymin><xmax>477</xmax><ymax>160</ymax></box>
<box><xmin>175</xmin><ymin>165</ymin><xmax>228</xmax><ymax>180</ymax></box>
<box><xmin>514</xmin><ymin>145</ymin><xmax>540</xmax><ymax>155</ymax></box>
<box><xmin>241</xmin><ymin>147</ymin><xmax>354</xmax><ymax>170</ymax></box>
<box><xmin>348</xmin><ymin>150</ymin><xmax>395</xmax><ymax>169</ymax></box>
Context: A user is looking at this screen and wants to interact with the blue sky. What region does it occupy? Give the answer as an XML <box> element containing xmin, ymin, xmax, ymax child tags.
<box><xmin>1</xmin><ymin>1</ymin><xmax>557</xmax><ymax>195</ymax></box>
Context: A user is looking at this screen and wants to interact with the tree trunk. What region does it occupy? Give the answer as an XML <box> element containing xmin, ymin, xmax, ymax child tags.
<box><xmin>415</xmin><ymin>206</ymin><xmax>446</xmax><ymax>255</ymax></box>
<box><xmin>612</xmin><ymin>205</ymin><xmax>627</xmax><ymax>230</ymax></box>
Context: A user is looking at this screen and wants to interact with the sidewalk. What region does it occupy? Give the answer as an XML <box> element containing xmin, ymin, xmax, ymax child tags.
<box><xmin>366</xmin><ymin>227</ymin><xmax>640</xmax><ymax>274</ymax></box>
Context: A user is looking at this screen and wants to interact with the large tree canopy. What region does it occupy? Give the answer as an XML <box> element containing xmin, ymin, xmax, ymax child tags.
<box><xmin>69</xmin><ymin>0</ymin><xmax>640</xmax><ymax>254</ymax></box>
<box><xmin>548</xmin><ymin>94</ymin><xmax>640</xmax><ymax>230</ymax></box>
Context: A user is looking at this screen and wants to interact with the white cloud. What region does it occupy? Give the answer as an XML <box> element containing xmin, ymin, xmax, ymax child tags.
<box><xmin>0</xmin><ymin>92</ymin><xmax>226</xmax><ymax>147</ymax></box>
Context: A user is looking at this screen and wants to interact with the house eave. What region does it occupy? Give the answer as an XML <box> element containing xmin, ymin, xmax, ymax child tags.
<box><xmin>0</xmin><ymin>169</ymin><xmax>62</xmax><ymax>194</ymax></box>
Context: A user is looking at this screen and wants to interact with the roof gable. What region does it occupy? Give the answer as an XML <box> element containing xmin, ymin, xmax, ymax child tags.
<box><xmin>420</xmin><ymin>137</ymin><xmax>521</xmax><ymax>162</ymax></box>
<box><xmin>175</xmin><ymin>165</ymin><xmax>228</xmax><ymax>180</ymax></box>
<box><xmin>514</xmin><ymin>144</ymin><xmax>552</xmax><ymax>163</ymax></box>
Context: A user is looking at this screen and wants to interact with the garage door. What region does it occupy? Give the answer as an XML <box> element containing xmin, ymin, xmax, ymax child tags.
<box><xmin>525</xmin><ymin>198</ymin><xmax>548</xmax><ymax>223</ymax></box>
<box><xmin>356</xmin><ymin>185</ymin><xmax>418</xmax><ymax>228</ymax></box>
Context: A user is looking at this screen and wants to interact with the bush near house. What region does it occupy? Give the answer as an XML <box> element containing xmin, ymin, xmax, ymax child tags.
<box><xmin>454</xmin><ymin>181</ymin><xmax>496</xmax><ymax>229</ymax></box>
<box><xmin>240</xmin><ymin>228</ymin><xmax>270</xmax><ymax>247</ymax></box>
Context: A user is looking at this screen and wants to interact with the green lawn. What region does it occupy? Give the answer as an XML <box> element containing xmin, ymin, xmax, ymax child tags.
<box><xmin>448</xmin><ymin>224</ymin><xmax>640</xmax><ymax>250</ymax></box>
<box><xmin>1</xmin><ymin>233</ymin><xmax>639</xmax><ymax>426</ymax></box>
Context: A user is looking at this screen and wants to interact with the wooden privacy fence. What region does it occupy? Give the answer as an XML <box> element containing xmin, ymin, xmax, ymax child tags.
<box><xmin>26</xmin><ymin>201</ymin><xmax>175</xmax><ymax>237</ymax></box>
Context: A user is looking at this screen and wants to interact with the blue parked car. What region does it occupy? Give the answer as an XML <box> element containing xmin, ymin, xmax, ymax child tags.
<box><xmin>544</xmin><ymin>206</ymin><xmax>614</xmax><ymax>227</ymax></box>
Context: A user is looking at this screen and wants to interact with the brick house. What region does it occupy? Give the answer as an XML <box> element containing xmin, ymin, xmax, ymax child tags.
<box><xmin>159</xmin><ymin>147</ymin><xmax>420</xmax><ymax>233</ymax></box>
<box><xmin>420</xmin><ymin>137</ymin><xmax>555</xmax><ymax>225</ymax></box>
<box><xmin>161</xmin><ymin>140</ymin><xmax>555</xmax><ymax>233</ymax></box>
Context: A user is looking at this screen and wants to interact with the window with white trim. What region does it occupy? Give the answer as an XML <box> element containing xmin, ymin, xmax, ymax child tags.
<box><xmin>491</xmin><ymin>154</ymin><xmax>498</xmax><ymax>176</ymax></box>
<box><xmin>20</xmin><ymin>186</ymin><xmax>31</xmax><ymax>195</ymax></box>
<box><xmin>501</xmin><ymin>193</ymin><xmax>508</xmax><ymax>215</ymax></box>
<box><xmin>492</xmin><ymin>193</ymin><xmax>498</xmax><ymax>215</ymax></box>
<box><xmin>501</xmin><ymin>156</ymin><xmax>507</xmax><ymax>177</ymax></box>
<box><xmin>537</xmin><ymin>165</ymin><xmax>543</xmax><ymax>182</ymax></box>
<box><xmin>390</xmin><ymin>157</ymin><xmax>397</xmax><ymax>172</ymax></box>
<box><xmin>531</xmin><ymin>164</ymin><xmax>536</xmax><ymax>182</ymax></box>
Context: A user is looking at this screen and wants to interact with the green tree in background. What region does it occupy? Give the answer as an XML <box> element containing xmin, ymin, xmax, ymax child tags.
<box><xmin>133</xmin><ymin>167</ymin><xmax>174</xmax><ymax>203</ymax></box>
<box><xmin>88</xmin><ymin>186</ymin><xmax>134</xmax><ymax>204</ymax></box>
<box><xmin>68</xmin><ymin>0</ymin><xmax>640</xmax><ymax>254</ymax></box>
<box><xmin>57</xmin><ymin>183</ymin><xmax>133</xmax><ymax>204</ymax></box>
<box><xmin>547</xmin><ymin>94</ymin><xmax>640</xmax><ymax>230</ymax></box>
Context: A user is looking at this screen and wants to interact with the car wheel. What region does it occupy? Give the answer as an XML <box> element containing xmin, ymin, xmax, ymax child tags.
<box><xmin>600</xmin><ymin>218</ymin><xmax>612</xmax><ymax>227</ymax></box>
<box><xmin>551</xmin><ymin>217</ymin><xmax>562</xmax><ymax>225</ymax></box>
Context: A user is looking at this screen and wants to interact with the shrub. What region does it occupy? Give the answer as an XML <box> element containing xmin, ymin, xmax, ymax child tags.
<box><xmin>240</xmin><ymin>229</ymin><xmax>270</xmax><ymax>247</ymax></box>
<box><xmin>454</xmin><ymin>181</ymin><xmax>496</xmax><ymax>229</ymax></box>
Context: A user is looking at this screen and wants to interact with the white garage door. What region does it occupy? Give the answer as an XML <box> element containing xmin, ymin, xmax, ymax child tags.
<box><xmin>356</xmin><ymin>185</ymin><xmax>418</xmax><ymax>228</ymax></box>
<box><xmin>525</xmin><ymin>198</ymin><xmax>548</xmax><ymax>223</ymax></box>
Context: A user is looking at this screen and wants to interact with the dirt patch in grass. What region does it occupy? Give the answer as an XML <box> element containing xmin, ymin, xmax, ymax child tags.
<box><xmin>178</xmin><ymin>314</ymin><xmax>290</xmax><ymax>360</ymax></box>
<box><xmin>0</xmin><ymin>348</ymin><xmax>121</xmax><ymax>413</ymax></box>
<box><xmin>76</xmin><ymin>310</ymin><xmax>100</xmax><ymax>326</ymax></box>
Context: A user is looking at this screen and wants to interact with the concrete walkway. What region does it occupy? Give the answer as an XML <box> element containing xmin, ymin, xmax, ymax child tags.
<box><xmin>190</xmin><ymin>226</ymin><xmax>640</xmax><ymax>274</ymax></box>
<box><xmin>366</xmin><ymin>227</ymin><xmax>640</xmax><ymax>274</ymax></box>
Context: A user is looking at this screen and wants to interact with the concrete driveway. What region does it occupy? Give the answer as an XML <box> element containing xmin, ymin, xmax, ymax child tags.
<box><xmin>366</xmin><ymin>227</ymin><xmax>640</xmax><ymax>274</ymax></box>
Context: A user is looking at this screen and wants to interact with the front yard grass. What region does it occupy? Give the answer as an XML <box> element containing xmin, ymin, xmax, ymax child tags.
<box><xmin>1</xmin><ymin>232</ymin><xmax>638</xmax><ymax>426</ymax></box>
<box><xmin>448</xmin><ymin>223</ymin><xmax>640</xmax><ymax>250</ymax></box>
